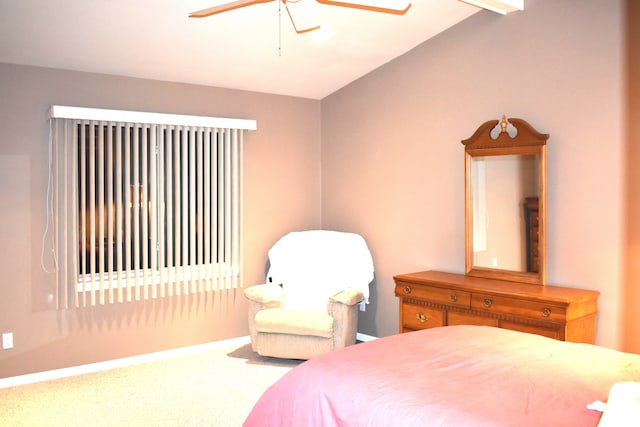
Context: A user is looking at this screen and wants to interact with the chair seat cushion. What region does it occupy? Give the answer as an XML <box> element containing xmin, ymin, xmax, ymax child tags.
<box><xmin>255</xmin><ymin>308</ymin><xmax>333</xmax><ymax>338</ymax></box>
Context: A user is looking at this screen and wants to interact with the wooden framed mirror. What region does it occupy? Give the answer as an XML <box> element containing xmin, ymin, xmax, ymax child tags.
<box><xmin>462</xmin><ymin>116</ymin><xmax>548</xmax><ymax>285</ymax></box>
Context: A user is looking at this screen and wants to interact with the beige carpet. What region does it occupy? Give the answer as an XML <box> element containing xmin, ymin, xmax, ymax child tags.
<box><xmin>0</xmin><ymin>343</ymin><xmax>302</xmax><ymax>427</ymax></box>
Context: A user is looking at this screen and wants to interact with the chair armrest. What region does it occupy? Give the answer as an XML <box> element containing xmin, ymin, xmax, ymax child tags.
<box><xmin>330</xmin><ymin>288</ymin><xmax>364</xmax><ymax>306</ymax></box>
<box><xmin>328</xmin><ymin>289</ymin><xmax>363</xmax><ymax>349</ymax></box>
<box><xmin>244</xmin><ymin>284</ymin><xmax>284</xmax><ymax>309</ymax></box>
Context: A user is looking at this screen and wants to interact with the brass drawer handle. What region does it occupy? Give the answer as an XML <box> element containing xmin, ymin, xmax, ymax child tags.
<box><xmin>483</xmin><ymin>298</ymin><xmax>493</xmax><ymax>308</ymax></box>
<box><xmin>416</xmin><ymin>313</ymin><xmax>428</xmax><ymax>323</ymax></box>
<box><xmin>542</xmin><ymin>307</ymin><xmax>551</xmax><ymax>318</ymax></box>
<box><xmin>403</xmin><ymin>286</ymin><xmax>411</xmax><ymax>295</ymax></box>
<box><xmin>450</xmin><ymin>293</ymin><xmax>458</xmax><ymax>302</ymax></box>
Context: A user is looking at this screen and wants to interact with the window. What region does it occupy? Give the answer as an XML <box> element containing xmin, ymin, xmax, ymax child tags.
<box><xmin>47</xmin><ymin>106</ymin><xmax>255</xmax><ymax>308</ymax></box>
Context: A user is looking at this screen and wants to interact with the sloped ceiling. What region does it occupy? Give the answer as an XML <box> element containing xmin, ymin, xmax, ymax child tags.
<box><xmin>0</xmin><ymin>0</ymin><xmax>481</xmax><ymax>99</ymax></box>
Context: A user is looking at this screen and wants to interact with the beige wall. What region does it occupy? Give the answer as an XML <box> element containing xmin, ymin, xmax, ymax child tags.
<box><xmin>322</xmin><ymin>0</ymin><xmax>627</xmax><ymax>348</ymax></box>
<box><xmin>0</xmin><ymin>64</ymin><xmax>322</xmax><ymax>377</ymax></box>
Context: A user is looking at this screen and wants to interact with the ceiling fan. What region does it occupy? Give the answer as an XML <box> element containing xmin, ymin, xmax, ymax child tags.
<box><xmin>189</xmin><ymin>0</ymin><xmax>412</xmax><ymax>34</ymax></box>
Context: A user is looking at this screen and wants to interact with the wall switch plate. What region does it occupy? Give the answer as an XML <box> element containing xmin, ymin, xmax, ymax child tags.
<box><xmin>2</xmin><ymin>332</ymin><xmax>13</xmax><ymax>349</ymax></box>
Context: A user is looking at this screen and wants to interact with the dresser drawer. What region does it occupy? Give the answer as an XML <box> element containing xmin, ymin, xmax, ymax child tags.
<box><xmin>402</xmin><ymin>303</ymin><xmax>445</xmax><ymax>330</ymax></box>
<box><xmin>500</xmin><ymin>320</ymin><xmax>561</xmax><ymax>340</ymax></box>
<box><xmin>448</xmin><ymin>310</ymin><xmax>498</xmax><ymax>327</ymax></box>
<box><xmin>471</xmin><ymin>293</ymin><xmax>566</xmax><ymax>323</ymax></box>
<box><xmin>396</xmin><ymin>282</ymin><xmax>470</xmax><ymax>309</ymax></box>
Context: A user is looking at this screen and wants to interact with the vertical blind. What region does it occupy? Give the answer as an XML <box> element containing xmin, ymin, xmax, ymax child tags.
<box><xmin>47</xmin><ymin>106</ymin><xmax>256</xmax><ymax>308</ymax></box>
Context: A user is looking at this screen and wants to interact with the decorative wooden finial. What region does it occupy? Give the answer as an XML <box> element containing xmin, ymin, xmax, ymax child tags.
<box><xmin>500</xmin><ymin>115</ymin><xmax>508</xmax><ymax>134</ymax></box>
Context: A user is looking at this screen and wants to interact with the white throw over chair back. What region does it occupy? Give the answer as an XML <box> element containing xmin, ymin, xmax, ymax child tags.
<box><xmin>266</xmin><ymin>230</ymin><xmax>373</xmax><ymax>311</ymax></box>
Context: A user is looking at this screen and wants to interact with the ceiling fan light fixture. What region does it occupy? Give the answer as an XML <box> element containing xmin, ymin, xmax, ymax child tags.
<box><xmin>459</xmin><ymin>0</ymin><xmax>523</xmax><ymax>15</ymax></box>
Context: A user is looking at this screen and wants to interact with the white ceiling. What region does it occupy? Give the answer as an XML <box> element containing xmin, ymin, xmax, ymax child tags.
<box><xmin>0</xmin><ymin>0</ymin><xmax>481</xmax><ymax>99</ymax></box>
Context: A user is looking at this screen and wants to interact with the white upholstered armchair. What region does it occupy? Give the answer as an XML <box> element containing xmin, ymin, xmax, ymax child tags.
<box><xmin>244</xmin><ymin>230</ymin><xmax>374</xmax><ymax>360</ymax></box>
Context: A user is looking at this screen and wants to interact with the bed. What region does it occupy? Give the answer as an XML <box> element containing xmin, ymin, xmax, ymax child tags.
<box><xmin>243</xmin><ymin>325</ymin><xmax>640</xmax><ymax>426</ymax></box>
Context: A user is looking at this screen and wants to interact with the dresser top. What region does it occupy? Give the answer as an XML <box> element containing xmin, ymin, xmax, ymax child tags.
<box><xmin>393</xmin><ymin>270</ymin><xmax>600</xmax><ymax>304</ymax></box>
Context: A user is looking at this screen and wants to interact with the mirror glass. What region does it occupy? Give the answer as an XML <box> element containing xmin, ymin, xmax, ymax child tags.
<box><xmin>471</xmin><ymin>154</ymin><xmax>538</xmax><ymax>272</ymax></box>
<box><xmin>463</xmin><ymin>117</ymin><xmax>547</xmax><ymax>285</ymax></box>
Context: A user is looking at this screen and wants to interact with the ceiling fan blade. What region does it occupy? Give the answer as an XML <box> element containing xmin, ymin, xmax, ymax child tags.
<box><xmin>315</xmin><ymin>0</ymin><xmax>411</xmax><ymax>15</ymax></box>
<box><xmin>285</xmin><ymin>0</ymin><xmax>321</xmax><ymax>34</ymax></box>
<box><xmin>189</xmin><ymin>0</ymin><xmax>274</xmax><ymax>18</ymax></box>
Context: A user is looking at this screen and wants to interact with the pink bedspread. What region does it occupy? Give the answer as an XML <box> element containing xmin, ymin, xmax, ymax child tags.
<box><xmin>244</xmin><ymin>325</ymin><xmax>640</xmax><ymax>427</ymax></box>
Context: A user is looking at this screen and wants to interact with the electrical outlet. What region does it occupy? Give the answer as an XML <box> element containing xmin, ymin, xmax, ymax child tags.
<box><xmin>2</xmin><ymin>332</ymin><xmax>13</xmax><ymax>349</ymax></box>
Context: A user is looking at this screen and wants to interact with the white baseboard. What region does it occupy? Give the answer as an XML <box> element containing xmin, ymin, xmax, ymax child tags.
<box><xmin>0</xmin><ymin>336</ymin><xmax>251</xmax><ymax>389</ymax></box>
<box><xmin>1</xmin><ymin>332</ymin><xmax>378</xmax><ymax>389</ymax></box>
<box><xmin>356</xmin><ymin>332</ymin><xmax>378</xmax><ymax>342</ymax></box>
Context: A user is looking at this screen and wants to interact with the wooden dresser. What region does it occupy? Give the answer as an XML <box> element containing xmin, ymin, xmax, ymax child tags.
<box><xmin>394</xmin><ymin>270</ymin><xmax>599</xmax><ymax>343</ymax></box>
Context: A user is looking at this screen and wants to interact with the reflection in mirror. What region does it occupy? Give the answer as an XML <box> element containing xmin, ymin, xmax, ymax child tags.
<box><xmin>471</xmin><ymin>154</ymin><xmax>538</xmax><ymax>272</ymax></box>
<box><xmin>462</xmin><ymin>116</ymin><xmax>548</xmax><ymax>285</ymax></box>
